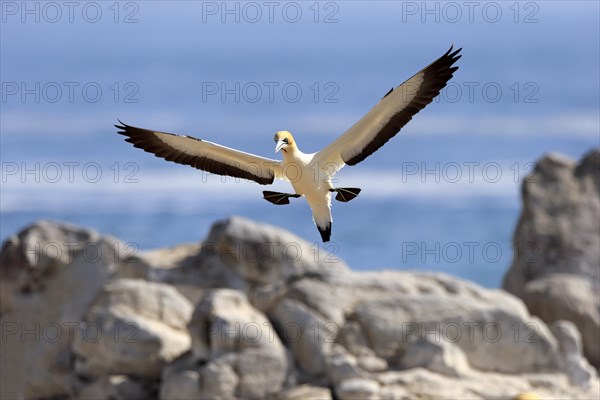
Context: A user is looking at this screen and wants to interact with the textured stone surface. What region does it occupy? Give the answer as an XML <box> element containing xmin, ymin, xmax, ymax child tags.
<box><xmin>400</xmin><ymin>338</ymin><xmax>470</xmax><ymax>377</ymax></box>
<box><xmin>160</xmin><ymin>353</ymin><xmax>239</xmax><ymax>400</ymax></box>
<box><xmin>0</xmin><ymin>220</ymin><xmax>123</xmax><ymax>314</ymax></box>
<box><xmin>327</xmin><ymin>271</ymin><xmax>559</xmax><ymax>374</ymax></box>
<box><xmin>551</xmin><ymin>320</ymin><xmax>597</xmax><ymax>389</ymax></box>
<box><xmin>73</xmin><ymin>279</ymin><xmax>193</xmax><ymax>379</ymax></box>
<box><xmin>203</xmin><ymin>216</ymin><xmax>349</xmax><ymax>287</ymax></box>
<box><xmin>269</xmin><ymin>297</ymin><xmax>334</xmax><ymax>375</ymax></box>
<box><xmin>0</xmin><ymin>221</ymin><xmax>122</xmax><ymax>399</ymax></box>
<box><xmin>76</xmin><ymin>375</ymin><xmax>157</xmax><ymax>400</ymax></box>
<box><xmin>2</xmin><ymin>205</ymin><xmax>599</xmax><ymax>399</ymax></box>
<box><xmin>335</xmin><ymin>378</ymin><xmax>380</xmax><ymax>400</ymax></box>
<box><xmin>184</xmin><ymin>289</ymin><xmax>288</xmax><ymax>399</ymax></box>
<box><xmin>276</xmin><ymin>384</ymin><xmax>333</xmax><ymax>400</ymax></box>
<box><xmin>503</xmin><ymin>150</ymin><xmax>600</xmax><ymax>368</ymax></box>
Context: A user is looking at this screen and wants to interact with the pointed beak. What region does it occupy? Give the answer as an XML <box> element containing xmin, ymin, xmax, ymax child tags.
<box><xmin>275</xmin><ymin>140</ymin><xmax>286</xmax><ymax>153</ymax></box>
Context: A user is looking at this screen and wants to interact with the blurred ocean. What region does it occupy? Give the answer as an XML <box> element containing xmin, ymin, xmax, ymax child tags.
<box><xmin>1</xmin><ymin>1</ymin><xmax>598</xmax><ymax>288</ymax></box>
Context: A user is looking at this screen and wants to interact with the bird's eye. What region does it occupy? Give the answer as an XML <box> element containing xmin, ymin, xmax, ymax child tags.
<box><xmin>283</xmin><ymin>138</ymin><xmax>288</xmax><ymax>143</ymax></box>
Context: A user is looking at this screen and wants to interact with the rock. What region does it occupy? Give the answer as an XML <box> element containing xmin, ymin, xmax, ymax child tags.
<box><xmin>357</xmin><ymin>354</ymin><xmax>389</xmax><ymax>373</ymax></box>
<box><xmin>337</xmin><ymin>320</ymin><xmax>374</xmax><ymax>358</ymax></box>
<box><xmin>203</xmin><ymin>216</ymin><xmax>349</xmax><ymax>287</ymax></box>
<box><xmin>75</xmin><ymin>375</ymin><xmax>156</xmax><ymax>400</ymax></box>
<box><xmin>189</xmin><ymin>289</ymin><xmax>284</xmax><ymax>359</ymax></box>
<box><xmin>117</xmin><ymin>241</ymin><xmax>240</xmax><ymax>306</ymax></box>
<box><xmin>335</xmin><ymin>378</ymin><xmax>380</xmax><ymax>400</ymax></box>
<box><xmin>160</xmin><ymin>353</ymin><xmax>238</xmax><ymax>400</ymax></box>
<box><xmin>284</xmin><ymin>278</ymin><xmax>346</xmax><ymax>326</ymax></box>
<box><xmin>160</xmin><ymin>368</ymin><xmax>203</xmax><ymax>400</ymax></box>
<box><xmin>346</xmin><ymin>272</ymin><xmax>559</xmax><ymax>374</ymax></box>
<box><xmin>400</xmin><ymin>339</ymin><xmax>470</xmax><ymax>377</ymax></box>
<box><xmin>326</xmin><ymin>345</ymin><xmax>364</xmax><ymax>385</ymax></box>
<box><xmin>551</xmin><ymin>320</ymin><xmax>597</xmax><ymax>389</ymax></box>
<box><xmin>513</xmin><ymin>393</ymin><xmax>543</xmax><ymax>400</ymax></box>
<box><xmin>2</xmin><ymin>210</ymin><xmax>600</xmax><ymax>400</ymax></box>
<box><xmin>199</xmin><ymin>358</ymin><xmax>239</xmax><ymax>399</ymax></box>
<box><xmin>336</xmin><ymin>320</ymin><xmax>389</xmax><ymax>372</ymax></box>
<box><xmin>186</xmin><ymin>289</ymin><xmax>287</xmax><ymax>399</ymax></box>
<box><xmin>276</xmin><ymin>384</ymin><xmax>332</xmax><ymax>400</ymax></box>
<box><xmin>269</xmin><ymin>298</ymin><xmax>334</xmax><ymax>376</ymax></box>
<box><xmin>73</xmin><ymin>279</ymin><xmax>192</xmax><ymax>379</ymax></box>
<box><xmin>113</xmin><ymin>216</ymin><xmax>350</xmax><ymax>311</ymax></box>
<box><xmin>0</xmin><ymin>221</ymin><xmax>123</xmax><ymax>399</ymax></box>
<box><xmin>503</xmin><ymin>150</ymin><xmax>600</xmax><ymax>368</ymax></box>
<box><xmin>0</xmin><ymin>219</ymin><xmax>123</xmax><ymax>313</ymax></box>
<box><xmin>379</xmin><ymin>384</ymin><xmax>412</xmax><ymax>400</ymax></box>
<box><xmin>374</xmin><ymin>367</ymin><xmax>597</xmax><ymax>400</ymax></box>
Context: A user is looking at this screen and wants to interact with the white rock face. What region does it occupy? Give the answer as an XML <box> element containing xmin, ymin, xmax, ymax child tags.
<box><xmin>351</xmin><ymin>287</ymin><xmax>559</xmax><ymax>374</ymax></box>
<box><xmin>551</xmin><ymin>320</ymin><xmax>598</xmax><ymax>390</ymax></box>
<box><xmin>503</xmin><ymin>150</ymin><xmax>600</xmax><ymax>368</ymax></box>
<box><xmin>202</xmin><ymin>216</ymin><xmax>349</xmax><ymax>286</ymax></box>
<box><xmin>400</xmin><ymin>338</ymin><xmax>470</xmax><ymax>377</ymax></box>
<box><xmin>269</xmin><ymin>297</ymin><xmax>334</xmax><ymax>375</ymax></box>
<box><xmin>277</xmin><ymin>384</ymin><xmax>333</xmax><ymax>400</ymax></box>
<box><xmin>72</xmin><ymin>278</ymin><xmax>193</xmax><ymax>379</ymax></box>
<box><xmin>336</xmin><ymin>378</ymin><xmax>380</xmax><ymax>400</ymax></box>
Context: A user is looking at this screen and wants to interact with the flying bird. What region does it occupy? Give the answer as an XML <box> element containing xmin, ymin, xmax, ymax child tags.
<box><xmin>116</xmin><ymin>46</ymin><xmax>461</xmax><ymax>242</ymax></box>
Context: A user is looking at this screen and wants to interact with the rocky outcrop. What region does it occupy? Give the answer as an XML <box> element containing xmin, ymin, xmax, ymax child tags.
<box><xmin>0</xmin><ymin>220</ymin><xmax>124</xmax><ymax>315</ymax></box>
<box><xmin>0</xmin><ymin>221</ymin><xmax>123</xmax><ymax>399</ymax></box>
<box><xmin>503</xmin><ymin>150</ymin><xmax>600</xmax><ymax>368</ymax></box>
<box><xmin>1</xmin><ymin>212</ymin><xmax>599</xmax><ymax>399</ymax></box>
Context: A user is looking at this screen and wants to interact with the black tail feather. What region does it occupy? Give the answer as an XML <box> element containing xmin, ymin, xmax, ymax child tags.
<box><xmin>262</xmin><ymin>191</ymin><xmax>301</xmax><ymax>205</ymax></box>
<box><xmin>330</xmin><ymin>187</ymin><xmax>361</xmax><ymax>202</ymax></box>
<box><xmin>317</xmin><ymin>222</ymin><xmax>332</xmax><ymax>242</ymax></box>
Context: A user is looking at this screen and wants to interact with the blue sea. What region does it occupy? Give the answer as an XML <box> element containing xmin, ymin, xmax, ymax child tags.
<box><xmin>1</xmin><ymin>1</ymin><xmax>598</xmax><ymax>288</ymax></box>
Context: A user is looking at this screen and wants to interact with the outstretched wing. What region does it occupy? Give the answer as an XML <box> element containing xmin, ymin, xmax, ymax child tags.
<box><xmin>315</xmin><ymin>46</ymin><xmax>461</xmax><ymax>175</ymax></box>
<box><xmin>116</xmin><ymin>121</ymin><xmax>283</xmax><ymax>185</ymax></box>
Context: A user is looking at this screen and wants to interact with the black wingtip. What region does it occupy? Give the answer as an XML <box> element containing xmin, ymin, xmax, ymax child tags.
<box><xmin>115</xmin><ymin>118</ymin><xmax>127</xmax><ymax>131</ymax></box>
<box><xmin>444</xmin><ymin>45</ymin><xmax>462</xmax><ymax>61</ymax></box>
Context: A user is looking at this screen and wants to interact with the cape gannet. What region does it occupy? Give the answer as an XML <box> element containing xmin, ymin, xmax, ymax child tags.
<box><xmin>116</xmin><ymin>46</ymin><xmax>461</xmax><ymax>242</ymax></box>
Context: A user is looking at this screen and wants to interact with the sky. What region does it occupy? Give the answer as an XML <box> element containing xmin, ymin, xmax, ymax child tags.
<box><xmin>1</xmin><ymin>1</ymin><xmax>599</xmax><ymax>286</ymax></box>
<box><xmin>2</xmin><ymin>1</ymin><xmax>598</xmax><ymax>139</ymax></box>
<box><xmin>2</xmin><ymin>0</ymin><xmax>598</xmax><ymax>202</ymax></box>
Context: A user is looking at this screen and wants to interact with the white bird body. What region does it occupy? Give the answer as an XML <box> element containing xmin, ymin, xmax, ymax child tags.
<box><xmin>279</xmin><ymin>143</ymin><xmax>334</xmax><ymax>235</ymax></box>
<box><xmin>116</xmin><ymin>46</ymin><xmax>461</xmax><ymax>242</ymax></box>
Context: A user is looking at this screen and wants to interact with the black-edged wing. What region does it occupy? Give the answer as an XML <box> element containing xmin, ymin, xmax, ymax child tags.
<box><xmin>315</xmin><ymin>46</ymin><xmax>461</xmax><ymax>174</ymax></box>
<box><xmin>116</xmin><ymin>121</ymin><xmax>283</xmax><ymax>185</ymax></box>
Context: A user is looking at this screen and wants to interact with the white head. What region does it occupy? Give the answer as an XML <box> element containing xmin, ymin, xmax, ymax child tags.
<box><xmin>274</xmin><ymin>131</ymin><xmax>295</xmax><ymax>154</ymax></box>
